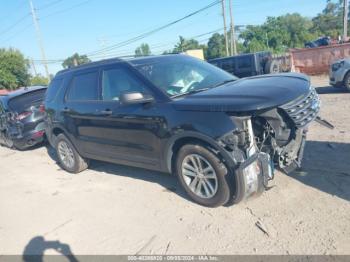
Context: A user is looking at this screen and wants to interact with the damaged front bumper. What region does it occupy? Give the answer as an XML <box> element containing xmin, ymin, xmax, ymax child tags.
<box><xmin>234</xmin><ymin>152</ymin><xmax>274</xmax><ymax>202</ymax></box>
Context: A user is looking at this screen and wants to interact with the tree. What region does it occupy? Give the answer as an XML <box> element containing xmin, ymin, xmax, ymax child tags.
<box><xmin>311</xmin><ymin>0</ymin><xmax>346</xmax><ymax>38</ymax></box>
<box><xmin>135</xmin><ymin>43</ymin><xmax>151</xmax><ymax>56</ymax></box>
<box><xmin>0</xmin><ymin>48</ymin><xmax>30</xmax><ymax>90</ymax></box>
<box><xmin>62</xmin><ymin>53</ymin><xmax>91</xmax><ymax>69</ymax></box>
<box><xmin>30</xmin><ymin>74</ymin><xmax>50</xmax><ymax>86</ymax></box>
<box><xmin>240</xmin><ymin>13</ymin><xmax>316</xmax><ymax>53</ymax></box>
<box><xmin>173</xmin><ymin>36</ymin><xmax>204</xmax><ymax>53</ymax></box>
<box><xmin>205</xmin><ymin>33</ymin><xmax>226</xmax><ymax>59</ymax></box>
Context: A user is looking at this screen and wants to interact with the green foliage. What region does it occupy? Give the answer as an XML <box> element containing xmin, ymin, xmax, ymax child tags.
<box><xmin>311</xmin><ymin>0</ymin><xmax>345</xmax><ymax>38</ymax></box>
<box><xmin>62</xmin><ymin>53</ymin><xmax>91</xmax><ymax>69</ymax></box>
<box><xmin>0</xmin><ymin>48</ymin><xmax>30</xmax><ymax>90</ymax></box>
<box><xmin>135</xmin><ymin>43</ymin><xmax>151</xmax><ymax>56</ymax></box>
<box><xmin>30</xmin><ymin>74</ymin><xmax>50</xmax><ymax>86</ymax></box>
<box><xmin>205</xmin><ymin>33</ymin><xmax>226</xmax><ymax>59</ymax></box>
<box><xmin>173</xmin><ymin>36</ymin><xmax>205</xmax><ymax>53</ymax></box>
<box><xmin>240</xmin><ymin>13</ymin><xmax>317</xmax><ymax>53</ymax></box>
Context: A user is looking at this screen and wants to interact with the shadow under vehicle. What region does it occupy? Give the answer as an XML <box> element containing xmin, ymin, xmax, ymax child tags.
<box><xmin>0</xmin><ymin>86</ymin><xmax>47</xmax><ymax>150</ymax></box>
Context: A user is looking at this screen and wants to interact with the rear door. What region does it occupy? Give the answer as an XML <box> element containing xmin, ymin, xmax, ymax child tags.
<box><xmin>62</xmin><ymin>69</ymin><xmax>103</xmax><ymax>154</ymax></box>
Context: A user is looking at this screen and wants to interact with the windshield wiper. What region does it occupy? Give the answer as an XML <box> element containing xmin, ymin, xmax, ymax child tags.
<box><xmin>212</xmin><ymin>79</ymin><xmax>237</xmax><ymax>88</ymax></box>
<box><xmin>171</xmin><ymin>88</ymin><xmax>210</xmax><ymax>98</ymax></box>
<box><xmin>171</xmin><ymin>79</ymin><xmax>237</xmax><ymax>99</ymax></box>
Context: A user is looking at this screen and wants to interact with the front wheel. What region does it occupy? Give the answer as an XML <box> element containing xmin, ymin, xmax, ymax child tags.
<box><xmin>175</xmin><ymin>144</ymin><xmax>231</xmax><ymax>207</ymax></box>
<box><xmin>55</xmin><ymin>133</ymin><xmax>89</xmax><ymax>173</ymax></box>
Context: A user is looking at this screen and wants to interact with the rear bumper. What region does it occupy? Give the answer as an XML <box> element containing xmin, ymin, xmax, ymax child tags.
<box><xmin>11</xmin><ymin>130</ymin><xmax>45</xmax><ymax>150</ymax></box>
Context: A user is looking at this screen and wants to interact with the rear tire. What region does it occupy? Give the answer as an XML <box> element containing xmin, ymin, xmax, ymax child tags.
<box><xmin>55</xmin><ymin>133</ymin><xmax>89</xmax><ymax>173</ymax></box>
<box><xmin>343</xmin><ymin>72</ymin><xmax>350</xmax><ymax>92</ymax></box>
<box><xmin>175</xmin><ymin>144</ymin><xmax>230</xmax><ymax>207</ymax></box>
<box><xmin>264</xmin><ymin>59</ymin><xmax>281</xmax><ymax>74</ymax></box>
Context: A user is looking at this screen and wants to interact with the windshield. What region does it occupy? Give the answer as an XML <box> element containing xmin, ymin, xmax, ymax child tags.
<box><xmin>130</xmin><ymin>55</ymin><xmax>238</xmax><ymax>97</ymax></box>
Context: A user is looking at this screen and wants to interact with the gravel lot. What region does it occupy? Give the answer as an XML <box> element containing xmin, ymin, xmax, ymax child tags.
<box><xmin>0</xmin><ymin>76</ymin><xmax>349</xmax><ymax>256</ymax></box>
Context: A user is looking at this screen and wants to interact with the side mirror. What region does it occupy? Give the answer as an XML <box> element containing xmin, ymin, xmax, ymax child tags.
<box><xmin>120</xmin><ymin>92</ymin><xmax>154</xmax><ymax>105</ymax></box>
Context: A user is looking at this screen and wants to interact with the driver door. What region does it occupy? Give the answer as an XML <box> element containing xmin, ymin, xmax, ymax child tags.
<box><xmin>83</xmin><ymin>64</ymin><xmax>163</xmax><ymax>169</ymax></box>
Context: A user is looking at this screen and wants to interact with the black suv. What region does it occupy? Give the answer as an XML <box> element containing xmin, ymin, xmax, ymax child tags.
<box><xmin>45</xmin><ymin>55</ymin><xmax>320</xmax><ymax>207</ymax></box>
<box><xmin>0</xmin><ymin>86</ymin><xmax>47</xmax><ymax>150</ymax></box>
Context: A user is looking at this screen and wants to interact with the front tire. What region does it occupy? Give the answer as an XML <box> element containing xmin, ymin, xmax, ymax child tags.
<box><xmin>175</xmin><ymin>144</ymin><xmax>231</xmax><ymax>207</ymax></box>
<box><xmin>55</xmin><ymin>133</ymin><xmax>89</xmax><ymax>173</ymax></box>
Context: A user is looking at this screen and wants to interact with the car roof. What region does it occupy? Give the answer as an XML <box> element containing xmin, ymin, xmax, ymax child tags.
<box><xmin>55</xmin><ymin>54</ymin><xmax>184</xmax><ymax>76</ymax></box>
<box><xmin>55</xmin><ymin>57</ymin><xmax>124</xmax><ymax>76</ymax></box>
<box><xmin>0</xmin><ymin>86</ymin><xmax>47</xmax><ymax>106</ymax></box>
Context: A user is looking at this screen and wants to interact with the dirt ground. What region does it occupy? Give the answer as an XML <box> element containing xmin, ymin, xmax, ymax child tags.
<box><xmin>0</xmin><ymin>75</ymin><xmax>349</xmax><ymax>256</ymax></box>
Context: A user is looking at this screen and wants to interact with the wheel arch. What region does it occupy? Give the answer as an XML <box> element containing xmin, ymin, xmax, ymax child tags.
<box><xmin>164</xmin><ymin>132</ymin><xmax>235</xmax><ymax>174</ymax></box>
<box><xmin>49</xmin><ymin>125</ymin><xmax>70</xmax><ymax>147</ymax></box>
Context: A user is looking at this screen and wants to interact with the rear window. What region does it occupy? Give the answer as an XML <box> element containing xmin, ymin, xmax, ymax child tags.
<box><xmin>46</xmin><ymin>78</ymin><xmax>63</xmax><ymax>102</ymax></box>
<box><xmin>8</xmin><ymin>89</ymin><xmax>46</xmax><ymax>113</ymax></box>
<box><xmin>67</xmin><ymin>71</ymin><xmax>98</xmax><ymax>101</ymax></box>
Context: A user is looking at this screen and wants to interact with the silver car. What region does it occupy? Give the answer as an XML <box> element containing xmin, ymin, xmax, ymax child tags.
<box><xmin>329</xmin><ymin>59</ymin><xmax>350</xmax><ymax>91</ymax></box>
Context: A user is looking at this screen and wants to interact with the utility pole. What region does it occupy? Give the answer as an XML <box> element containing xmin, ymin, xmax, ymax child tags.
<box><xmin>221</xmin><ymin>0</ymin><xmax>229</xmax><ymax>57</ymax></box>
<box><xmin>344</xmin><ymin>0</ymin><xmax>349</xmax><ymax>42</ymax></box>
<box><xmin>228</xmin><ymin>0</ymin><xmax>237</xmax><ymax>55</ymax></box>
<box><xmin>31</xmin><ymin>59</ymin><xmax>37</xmax><ymax>75</ymax></box>
<box><xmin>29</xmin><ymin>0</ymin><xmax>49</xmax><ymax>78</ymax></box>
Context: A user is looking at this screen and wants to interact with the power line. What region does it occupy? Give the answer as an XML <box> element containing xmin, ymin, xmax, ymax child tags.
<box><xmin>0</xmin><ymin>0</ymin><xmax>27</xmax><ymax>23</ymax></box>
<box><xmin>88</xmin><ymin>28</ymin><xmax>224</xmax><ymax>59</ymax></box>
<box><xmin>36</xmin><ymin>0</ymin><xmax>64</xmax><ymax>11</ymax></box>
<box><xmin>32</xmin><ymin>27</ymin><xmax>225</xmax><ymax>63</ymax></box>
<box><xmin>85</xmin><ymin>0</ymin><xmax>222</xmax><ymax>56</ymax></box>
<box><xmin>0</xmin><ymin>13</ymin><xmax>30</xmax><ymax>36</ymax></box>
<box><xmin>39</xmin><ymin>0</ymin><xmax>92</xmax><ymax>19</ymax></box>
<box><xmin>1</xmin><ymin>23</ymin><xmax>33</xmax><ymax>44</ymax></box>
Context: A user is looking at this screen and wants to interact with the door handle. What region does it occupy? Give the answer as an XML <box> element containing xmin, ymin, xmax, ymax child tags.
<box><xmin>100</xmin><ymin>109</ymin><xmax>112</xmax><ymax>115</ymax></box>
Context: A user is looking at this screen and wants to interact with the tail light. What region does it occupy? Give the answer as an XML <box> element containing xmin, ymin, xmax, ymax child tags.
<box><xmin>16</xmin><ymin>111</ymin><xmax>32</xmax><ymax>121</ymax></box>
<box><xmin>31</xmin><ymin>130</ymin><xmax>45</xmax><ymax>139</ymax></box>
<box><xmin>39</xmin><ymin>104</ymin><xmax>45</xmax><ymax>113</ymax></box>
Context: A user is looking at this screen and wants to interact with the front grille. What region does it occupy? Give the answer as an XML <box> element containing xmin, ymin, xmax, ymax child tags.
<box><xmin>280</xmin><ymin>87</ymin><xmax>320</xmax><ymax>128</ymax></box>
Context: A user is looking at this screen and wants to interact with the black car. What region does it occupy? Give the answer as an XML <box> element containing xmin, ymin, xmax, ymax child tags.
<box><xmin>0</xmin><ymin>86</ymin><xmax>47</xmax><ymax>150</ymax></box>
<box><xmin>305</xmin><ymin>36</ymin><xmax>331</xmax><ymax>48</ymax></box>
<box><xmin>45</xmin><ymin>55</ymin><xmax>320</xmax><ymax>207</ymax></box>
<box><xmin>208</xmin><ymin>51</ymin><xmax>275</xmax><ymax>78</ymax></box>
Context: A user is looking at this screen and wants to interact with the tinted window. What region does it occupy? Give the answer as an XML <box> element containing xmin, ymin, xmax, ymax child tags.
<box><xmin>8</xmin><ymin>89</ymin><xmax>46</xmax><ymax>113</ymax></box>
<box><xmin>46</xmin><ymin>78</ymin><xmax>63</xmax><ymax>102</ymax></box>
<box><xmin>67</xmin><ymin>71</ymin><xmax>98</xmax><ymax>101</ymax></box>
<box><xmin>102</xmin><ymin>67</ymin><xmax>148</xmax><ymax>101</ymax></box>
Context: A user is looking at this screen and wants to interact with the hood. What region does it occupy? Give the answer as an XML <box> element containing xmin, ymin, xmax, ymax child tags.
<box><xmin>172</xmin><ymin>73</ymin><xmax>311</xmax><ymax>113</ymax></box>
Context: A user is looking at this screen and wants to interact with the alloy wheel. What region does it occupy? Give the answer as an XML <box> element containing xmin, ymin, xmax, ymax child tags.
<box><xmin>57</xmin><ymin>141</ymin><xmax>75</xmax><ymax>169</ymax></box>
<box><xmin>181</xmin><ymin>154</ymin><xmax>218</xmax><ymax>199</ymax></box>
